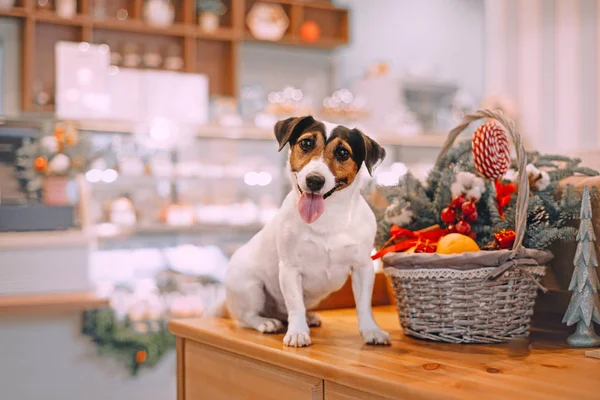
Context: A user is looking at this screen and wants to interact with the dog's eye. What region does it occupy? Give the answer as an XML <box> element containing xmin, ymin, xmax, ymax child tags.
<box><xmin>299</xmin><ymin>138</ymin><xmax>314</xmax><ymax>151</ymax></box>
<box><xmin>335</xmin><ymin>147</ymin><xmax>350</xmax><ymax>161</ymax></box>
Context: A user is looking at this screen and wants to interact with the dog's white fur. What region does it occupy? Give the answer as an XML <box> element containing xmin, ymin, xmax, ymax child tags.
<box><xmin>211</xmin><ymin>131</ymin><xmax>390</xmax><ymax>348</ymax></box>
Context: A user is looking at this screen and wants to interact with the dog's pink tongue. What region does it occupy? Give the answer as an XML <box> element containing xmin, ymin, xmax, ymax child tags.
<box><xmin>297</xmin><ymin>193</ymin><xmax>325</xmax><ymax>224</ymax></box>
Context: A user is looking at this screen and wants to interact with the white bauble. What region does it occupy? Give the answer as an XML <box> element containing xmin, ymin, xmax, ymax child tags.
<box><xmin>48</xmin><ymin>153</ymin><xmax>71</xmax><ymax>174</ymax></box>
<box><xmin>40</xmin><ymin>135</ymin><xmax>59</xmax><ymax>153</ymax></box>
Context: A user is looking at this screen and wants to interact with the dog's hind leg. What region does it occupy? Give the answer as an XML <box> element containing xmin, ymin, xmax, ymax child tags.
<box><xmin>306</xmin><ymin>312</ymin><xmax>322</xmax><ymax>327</ymax></box>
<box><xmin>243</xmin><ymin>316</ymin><xmax>284</xmax><ymax>333</ymax></box>
<box><xmin>226</xmin><ymin>278</ymin><xmax>284</xmax><ymax>334</ymax></box>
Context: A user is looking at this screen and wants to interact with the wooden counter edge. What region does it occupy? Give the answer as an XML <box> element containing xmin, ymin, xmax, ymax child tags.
<box><xmin>168</xmin><ymin>317</ymin><xmax>448</xmax><ymax>400</ymax></box>
<box><xmin>0</xmin><ymin>230</ymin><xmax>91</xmax><ymax>249</ymax></box>
<box><xmin>0</xmin><ymin>291</ymin><xmax>109</xmax><ymax>315</ymax></box>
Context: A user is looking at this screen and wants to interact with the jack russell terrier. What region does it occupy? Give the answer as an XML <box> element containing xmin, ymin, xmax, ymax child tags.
<box><xmin>209</xmin><ymin>116</ymin><xmax>391</xmax><ymax>348</ymax></box>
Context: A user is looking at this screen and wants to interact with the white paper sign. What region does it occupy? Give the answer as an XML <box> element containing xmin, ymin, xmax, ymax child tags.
<box><xmin>55</xmin><ymin>41</ymin><xmax>111</xmax><ymax>120</ymax></box>
<box><xmin>56</xmin><ymin>42</ymin><xmax>209</xmax><ymax>125</ymax></box>
<box><xmin>142</xmin><ymin>70</ymin><xmax>209</xmax><ymax>125</ymax></box>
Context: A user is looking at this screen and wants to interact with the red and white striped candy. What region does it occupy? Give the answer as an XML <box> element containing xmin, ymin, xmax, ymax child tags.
<box><xmin>472</xmin><ymin>121</ymin><xmax>511</xmax><ymax>179</ymax></box>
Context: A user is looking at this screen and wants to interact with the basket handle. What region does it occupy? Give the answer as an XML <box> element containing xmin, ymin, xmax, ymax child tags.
<box><xmin>434</xmin><ymin>109</ymin><xmax>529</xmax><ymax>256</ymax></box>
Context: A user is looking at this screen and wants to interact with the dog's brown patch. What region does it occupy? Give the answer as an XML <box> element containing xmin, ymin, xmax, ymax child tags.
<box><xmin>289</xmin><ymin>131</ymin><xmax>325</xmax><ymax>173</ymax></box>
<box><xmin>323</xmin><ymin>137</ymin><xmax>360</xmax><ymax>188</ymax></box>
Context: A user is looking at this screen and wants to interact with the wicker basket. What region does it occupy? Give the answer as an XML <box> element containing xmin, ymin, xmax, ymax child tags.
<box><xmin>383</xmin><ymin>109</ymin><xmax>554</xmax><ymax>344</ymax></box>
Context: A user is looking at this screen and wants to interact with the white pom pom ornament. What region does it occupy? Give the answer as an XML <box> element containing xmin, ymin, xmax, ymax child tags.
<box><xmin>472</xmin><ymin>121</ymin><xmax>511</xmax><ymax>179</ymax></box>
<box><xmin>48</xmin><ymin>153</ymin><xmax>71</xmax><ymax>174</ymax></box>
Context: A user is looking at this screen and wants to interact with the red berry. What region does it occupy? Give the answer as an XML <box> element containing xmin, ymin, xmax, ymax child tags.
<box><xmin>455</xmin><ymin>221</ymin><xmax>471</xmax><ymax>234</ymax></box>
<box><xmin>461</xmin><ymin>201</ymin><xmax>477</xmax><ymax>216</ymax></box>
<box><xmin>441</xmin><ymin>207</ymin><xmax>456</xmax><ymax>223</ymax></box>
<box><xmin>447</xmin><ymin>224</ymin><xmax>456</xmax><ymax>233</ymax></box>
<box><xmin>451</xmin><ymin>195</ymin><xmax>466</xmax><ymax>209</ymax></box>
<box><xmin>465</xmin><ymin>211</ymin><xmax>478</xmax><ymax>222</ymax></box>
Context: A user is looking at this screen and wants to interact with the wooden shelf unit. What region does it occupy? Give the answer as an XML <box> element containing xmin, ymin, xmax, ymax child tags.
<box><xmin>0</xmin><ymin>0</ymin><xmax>349</xmax><ymax>113</ymax></box>
<box><xmin>0</xmin><ymin>291</ymin><xmax>108</xmax><ymax>315</ymax></box>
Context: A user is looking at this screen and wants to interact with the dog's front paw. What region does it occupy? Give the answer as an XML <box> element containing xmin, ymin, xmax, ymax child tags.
<box><xmin>283</xmin><ymin>330</ymin><xmax>312</xmax><ymax>347</ymax></box>
<box><xmin>361</xmin><ymin>328</ymin><xmax>391</xmax><ymax>346</ymax></box>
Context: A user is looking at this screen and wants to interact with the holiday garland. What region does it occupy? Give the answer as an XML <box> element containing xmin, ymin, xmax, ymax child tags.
<box><xmin>81</xmin><ymin>308</ymin><xmax>175</xmax><ymax>376</ymax></box>
<box><xmin>372</xmin><ymin>138</ymin><xmax>599</xmax><ymax>253</ymax></box>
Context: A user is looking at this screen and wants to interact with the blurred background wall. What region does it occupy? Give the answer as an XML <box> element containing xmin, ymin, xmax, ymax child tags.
<box><xmin>485</xmin><ymin>0</ymin><xmax>600</xmax><ymax>160</ymax></box>
<box><xmin>337</xmin><ymin>0</ymin><xmax>485</xmax><ymax>99</ymax></box>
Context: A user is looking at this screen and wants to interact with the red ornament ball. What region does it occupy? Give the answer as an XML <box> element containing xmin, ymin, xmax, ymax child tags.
<box><xmin>465</xmin><ymin>211</ymin><xmax>478</xmax><ymax>222</ymax></box>
<box><xmin>472</xmin><ymin>121</ymin><xmax>511</xmax><ymax>179</ymax></box>
<box><xmin>455</xmin><ymin>221</ymin><xmax>471</xmax><ymax>234</ymax></box>
<box><xmin>451</xmin><ymin>195</ymin><xmax>466</xmax><ymax>210</ymax></box>
<box><xmin>300</xmin><ymin>21</ymin><xmax>321</xmax><ymax>43</ymax></box>
<box><xmin>441</xmin><ymin>207</ymin><xmax>456</xmax><ymax>223</ymax></box>
<box><xmin>461</xmin><ymin>201</ymin><xmax>477</xmax><ymax>216</ymax></box>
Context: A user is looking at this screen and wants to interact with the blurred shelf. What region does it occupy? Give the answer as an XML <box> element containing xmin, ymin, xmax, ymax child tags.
<box><xmin>377</xmin><ymin>133</ymin><xmax>448</xmax><ymax>148</ymax></box>
<box><xmin>92</xmin><ymin>18</ymin><xmax>192</xmax><ymax>37</ymax></box>
<box><xmin>1</xmin><ymin>10</ymin><xmax>239</xmax><ymax>39</ymax></box>
<box><xmin>90</xmin><ymin>173</ymin><xmax>271</xmax><ymax>185</ymax></box>
<box><xmin>77</xmin><ymin>120</ymin><xmax>279</xmax><ymax>141</ymax></box>
<box><xmin>34</xmin><ymin>11</ymin><xmax>90</xmax><ymax>26</ymax></box>
<box><xmin>196</xmin><ymin>27</ymin><xmax>237</xmax><ymax>41</ymax></box>
<box><xmin>14</xmin><ymin>0</ymin><xmax>350</xmax><ymax>111</ymax></box>
<box><xmin>0</xmin><ymin>230</ymin><xmax>91</xmax><ymax>249</ymax></box>
<box><xmin>0</xmin><ymin>291</ymin><xmax>108</xmax><ymax>315</ymax></box>
<box><xmin>0</xmin><ymin>115</ymin><xmax>447</xmax><ymax>148</ymax></box>
<box><xmin>243</xmin><ymin>33</ymin><xmax>347</xmax><ymax>49</ymax></box>
<box><xmin>75</xmin><ymin>120</ymin><xmax>447</xmax><ymax>147</ymax></box>
<box><xmin>258</xmin><ymin>0</ymin><xmax>338</xmax><ymax>10</ymax></box>
<box><xmin>93</xmin><ymin>222</ymin><xmax>263</xmax><ymax>239</ymax></box>
<box><xmin>0</xmin><ymin>7</ymin><xmax>28</xmax><ymax>18</ymax></box>
<box><xmin>195</xmin><ymin>124</ymin><xmax>277</xmax><ymax>140</ymax></box>
<box><xmin>23</xmin><ymin>104</ymin><xmax>56</xmax><ymax>114</ymax></box>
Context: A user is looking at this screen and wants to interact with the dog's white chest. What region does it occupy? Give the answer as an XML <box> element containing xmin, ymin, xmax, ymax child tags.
<box><xmin>293</xmin><ymin>231</ymin><xmax>364</xmax><ymax>306</ymax></box>
<box><xmin>290</xmin><ymin>229</ymin><xmax>363</xmax><ymax>266</ymax></box>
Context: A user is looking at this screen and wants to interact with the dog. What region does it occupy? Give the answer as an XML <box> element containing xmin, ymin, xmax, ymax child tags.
<box><xmin>210</xmin><ymin>116</ymin><xmax>391</xmax><ymax>348</ymax></box>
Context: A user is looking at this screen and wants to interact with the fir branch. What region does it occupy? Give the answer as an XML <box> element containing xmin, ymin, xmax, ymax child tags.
<box><xmin>425</xmin><ymin>140</ymin><xmax>472</xmax><ymax>196</ymax></box>
<box><xmin>572</xmin><ymin>166</ymin><xmax>600</xmax><ymax>176</ymax></box>
<box><xmin>484</xmin><ymin>181</ymin><xmax>502</xmax><ymax>226</ymax></box>
<box><xmin>558</xmin><ymin>185</ymin><xmax>582</xmax><ymax>225</ymax></box>
<box><xmin>537</xmin><ymin>190</ymin><xmax>561</xmax><ymax>224</ymax></box>
<box><xmin>536</xmin><ymin>154</ymin><xmax>580</xmax><ymax>164</ymax></box>
<box><xmin>524</xmin><ymin>226</ymin><xmax>577</xmax><ymax>250</ymax></box>
<box><xmin>432</xmin><ymin>168</ymin><xmax>454</xmax><ymax>217</ymax></box>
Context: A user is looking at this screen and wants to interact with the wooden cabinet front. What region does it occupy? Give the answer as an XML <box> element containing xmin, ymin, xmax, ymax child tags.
<box><xmin>183</xmin><ymin>340</ymin><xmax>323</xmax><ymax>400</ymax></box>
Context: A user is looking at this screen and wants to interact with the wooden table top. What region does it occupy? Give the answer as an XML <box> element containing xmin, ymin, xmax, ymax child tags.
<box><xmin>169</xmin><ymin>306</ymin><xmax>600</xmax><ymax>400</ymax></box>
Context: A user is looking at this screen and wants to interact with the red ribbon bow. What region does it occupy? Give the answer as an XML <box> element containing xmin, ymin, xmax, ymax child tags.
<box><xmin>372</xmin><ymin>225</ymin><xmax>447</xmax><ymax>260</ymax></box>
<box><xmin>495</xmin><ymin>179</ymin><xmax>516</xmax><ymax>217</ymax></box>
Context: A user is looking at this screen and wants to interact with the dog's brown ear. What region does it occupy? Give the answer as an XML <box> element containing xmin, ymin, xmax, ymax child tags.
<box><xmin>361</xmin><ymin>133</ymin><xmax>386</xmax><ymax>176</ymax></box>
<box><xmin>274</xmin><ymin>116</ymin><xmax>315</xmax><ymax>151</ymax></box>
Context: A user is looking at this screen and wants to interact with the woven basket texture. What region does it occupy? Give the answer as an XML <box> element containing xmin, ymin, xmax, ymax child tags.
<box><xmin>385</xmin><ymin>266</ymin><xmax>546</xmax><ymax>343</ymax></box>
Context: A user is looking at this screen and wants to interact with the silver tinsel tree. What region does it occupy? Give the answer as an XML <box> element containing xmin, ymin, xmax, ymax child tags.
<box><xmin>562</xmin><ymin>186</ymin><xmax>600</xmax><ymax>347</ymax></box>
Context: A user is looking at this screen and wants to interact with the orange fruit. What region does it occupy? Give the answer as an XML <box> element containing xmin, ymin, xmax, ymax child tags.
<box><xmin>436</xmin><ymin>233</ymin><xmax>480</xmax><ymax>254</ymax></box>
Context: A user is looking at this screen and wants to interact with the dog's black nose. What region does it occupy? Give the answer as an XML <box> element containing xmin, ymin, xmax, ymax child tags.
<box><xmin>306</xmin><ymin>173</ymin><xmax>325</xmax><ymax>192</ymax></box>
